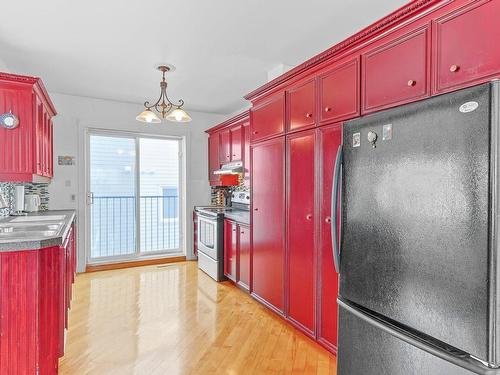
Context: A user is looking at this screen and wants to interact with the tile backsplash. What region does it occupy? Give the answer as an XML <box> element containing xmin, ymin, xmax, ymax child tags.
<box><xmin>0</xmin><ymin>182</ymin><xmax>49</xmax><ymax>216</ymax></box>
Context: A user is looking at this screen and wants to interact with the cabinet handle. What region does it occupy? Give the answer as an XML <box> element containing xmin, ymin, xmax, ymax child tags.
<box><xmin>325</xmin><ymin>217</ymin><xmax>332</xmax><ymax>224</ymax></box>
<box><xmin>324</xmin><ymin>107</ymin><xmax>332</xmax><ymax>112</ymax></box>
<box><xmin>241</xmin><ymin>231</ymin><xmax>245</xmax><ymax>234</ymax></box>
<box><xmin>306</xmin><ymin>214</ymin><xmax>313</xmax><ymax>221</ymax></box>
<box><xmin>407</xmin><ymin>80</ymin><xmax>416</xmax><ymax>87</ymax></box>
<box><xmin>232</xmin><ymin>228</ymin><xmax>236</xmax><ymax>232</ymax></box>
<box><xmin>450</xmin><ymin>64</ymin><xmax>460</xmax><ymax>73</ymax></box>
<box><xmin>233</xmin><ymin>154</ymin><xmax>236</xmax><ymax>157</ymax></box>
<box><xmin>306</xmin><ymin>113</ymin><xmax>313</xmax><ymax>118</ymax></box>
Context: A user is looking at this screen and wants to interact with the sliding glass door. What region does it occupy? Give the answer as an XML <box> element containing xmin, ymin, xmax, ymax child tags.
<box><xmin>87</xmin><ymin>132</ymin><xmax>182</xmax><ymax>264</ymax></box>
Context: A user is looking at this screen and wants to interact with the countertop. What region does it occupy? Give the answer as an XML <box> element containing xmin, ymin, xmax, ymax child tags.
<box><xmin>0</xmin><ymin>210</ymin><xmax>76</xmax><ymax>252</ymax></box>
<box><xmin>224</xmin><ymin>210</ymin><xmax>250</xmax><ymax>226</ymax></box>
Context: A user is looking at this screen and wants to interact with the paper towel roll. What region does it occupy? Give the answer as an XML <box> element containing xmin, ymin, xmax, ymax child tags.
<box><xmin>14</xmin><ymin>186</ymin><xmax>25</xmax><ymax>212</ymax></box>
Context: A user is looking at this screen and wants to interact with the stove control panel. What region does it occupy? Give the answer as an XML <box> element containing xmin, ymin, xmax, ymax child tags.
<box><xmin>231</xmin><ymin>192</ymin><xmax>250</xmax><ymax>205</ymax></box>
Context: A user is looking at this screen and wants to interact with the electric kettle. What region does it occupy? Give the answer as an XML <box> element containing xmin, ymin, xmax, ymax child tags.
<box><xmin>25</xmin><ymin>194</ymin><xmax>41</xmax><ymax>212</ymax></box>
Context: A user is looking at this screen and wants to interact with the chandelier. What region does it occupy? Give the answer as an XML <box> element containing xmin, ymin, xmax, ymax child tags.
<box><xmin>136</xmin><ymin>65</ymin><xmax>192</xmax><ymax>123</ymax></box>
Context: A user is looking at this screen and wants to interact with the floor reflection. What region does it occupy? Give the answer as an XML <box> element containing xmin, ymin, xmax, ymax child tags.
<box><xmin>59</xmin><ymin>261</ymin><xmax>336</xmax><ymax>375</ymax></box>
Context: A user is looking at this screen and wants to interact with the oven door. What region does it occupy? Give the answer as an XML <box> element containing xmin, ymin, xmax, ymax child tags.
<box><xmin>197</xmin><ymin>215</ymin><xmax>219</xmax><ymax>260</ymax></box>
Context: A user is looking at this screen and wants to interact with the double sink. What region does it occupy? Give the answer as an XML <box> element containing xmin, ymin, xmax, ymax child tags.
<box><xmin>0</xmin><ymin>215</ymin><xmax>66</xmax><ymax>240</ymax></box>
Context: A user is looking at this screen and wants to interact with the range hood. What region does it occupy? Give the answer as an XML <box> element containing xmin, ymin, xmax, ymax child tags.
<box><xmin>213</xmin><ymin>161</ymin><xmax>244</xmax><ymax>175</ymax></box>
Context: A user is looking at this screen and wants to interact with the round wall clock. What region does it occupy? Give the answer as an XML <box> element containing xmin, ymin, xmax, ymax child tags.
<box><xmin>0</xmin><ymin>111</ymin><xmax>19</xmax><ymax>129</ymax></box>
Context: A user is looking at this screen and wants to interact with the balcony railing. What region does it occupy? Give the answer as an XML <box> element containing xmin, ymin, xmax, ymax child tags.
<box><xmin>91</xmin><ymin>195</ymin><xmax>179</xmax><ymax>258</ymax></box>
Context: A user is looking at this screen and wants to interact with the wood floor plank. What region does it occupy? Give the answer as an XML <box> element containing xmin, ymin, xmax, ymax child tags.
<box><xmin>59</xmin><ymin>261</ymin><xmax>337</xmax><ymax>375</ymax></box>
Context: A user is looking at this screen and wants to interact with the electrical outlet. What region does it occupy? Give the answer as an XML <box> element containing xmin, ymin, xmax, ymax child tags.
<box><xmin>71</xmin><ymin>194</ymin><xmax>76</xmax><ymax>202</ymax></box>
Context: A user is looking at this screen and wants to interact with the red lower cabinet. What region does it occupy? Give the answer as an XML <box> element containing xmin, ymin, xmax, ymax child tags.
<box><xmin>224</xmin><ymin>219</ymin><xmax>238</xmax><ymax>281</ymax></box>
<box><xmin>224</xmin><ymin>220</ymin><xmax>251</xmax><ymax>291</ymax></box>
<box><xmin>0</xmin><ymin>247</ymin><xmax>63</xmax><ymax>374</ymax></box>
<box><xmin>286</xmin><ymin>130</ymin><xmax>316</xmax><ymax>335</ymax></box>
<box><xmin>317</xmin><ymin>123</ymin><xmax>342</xmax><ymax>351</ymax></box>
<box><xmin>0</xmin><ymin>226</ymin><xmax>77</xmax><ymax>374</ymax></box>
<box><xmin>251</xmin><ymin>137</ymin><xmax>285</xmax><ymax>313</ymax></box>
<box><xmin>238</xmin><ymin>224</ymin><xmax>251</xmax><ymax>290</ymax></box>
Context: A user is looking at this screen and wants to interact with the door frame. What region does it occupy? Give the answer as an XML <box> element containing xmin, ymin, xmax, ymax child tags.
<box><xmin>84</xmin><ymin>128</ymin><xmax>186</xmax><ymax>265</ymax></box>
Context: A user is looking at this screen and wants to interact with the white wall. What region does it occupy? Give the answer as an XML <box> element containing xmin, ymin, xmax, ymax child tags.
<box><xmin>0</xmin><ymin>58</ymin><xmax>9</xmax><ymax>72</ymax></box>
<box><xmin>48</xmin><ymin>93</ymin><xmax>226</xmax><ymax>271</ymax></box>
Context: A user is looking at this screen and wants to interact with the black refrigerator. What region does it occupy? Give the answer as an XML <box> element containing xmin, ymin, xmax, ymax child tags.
<box><xmin>335</xmin><ymin>81</ymin><xmax>500</xmax><ymax>374</ymax></box>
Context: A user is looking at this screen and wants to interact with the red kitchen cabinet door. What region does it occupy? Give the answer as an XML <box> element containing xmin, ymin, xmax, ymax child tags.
<box><xmin>288</xmin><ymin>79</ymin><xmax>316</xmax><ymax>132</ymax></box>
<box><xmin>48</xmin><ymin>119</ymin><xmax>54</xmax><ymax>177</ymax></box>
<box><xmin>251</xmin><ymin>137</ymin><xmax>285</xmax><ymax>313</ymax></box>
<box><xmin>250</xmin><ymin>93</ymin><xmax>285</xmax><ymax>142</ymax></box>
<box><xmin>208</xmin><ymin>132</ymin><xmax>220</xmax><ymax>185</ymax></box>
<box><xmin>43</xmin><ymin>111</ymin><xmax>50</xmax><ymax>176</ymax></box>
<box><xmin>362</xmin><ymin>25</ymin><xmax>430</xmax><ymax>114</ymax></box>
<box><xmin>317</xmin><ymin>123</ymin><xmax>342</xmax><ymax>352</ymax></box>
<box><xmin>319</xmin><ymin>57</ymin><xmax>360</xmax><ymax>124</ymax></box>
<box><xmin>286</xmin><ymin>129</ymin><xmax>316</xmax><ymax>335</ymax></box>
<box><xmin>433</xmin><ymin>0</ymin><xmax>500</xmax><ymax>93</ymax></box>
<box><xmin>243</xmin><ymin>121</ymin><xmax>250</xmax><ymax>186</ymax></box>
<box><xmin>238</xmin><ymin>224</ymin><xmax>251</xmax><ymax>291</ymax></box>
<box><xmin>224</xmin><ymin>219</ymin><xmax>238</xmax><ymax>281</ymax></box>
<box><xmin>0</xmin><ymin>86</ymin><xmax>34</xmax><ymax>179</ymax></box>
<box><xmin>220</xmin><ymin>129</ymin><xmax>231</xmax><ymax>163</ymax></box>
<box><xmin>230</xmin><ymin>124</ymin><xmax>243</xmax><ymax>161</ymax></box>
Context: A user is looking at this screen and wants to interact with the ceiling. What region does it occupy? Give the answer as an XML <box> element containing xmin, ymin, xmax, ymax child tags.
<box><xmin>0</xmin><ymin>0</ymin><xmax>408</xmax><ymax>114</ymax></box>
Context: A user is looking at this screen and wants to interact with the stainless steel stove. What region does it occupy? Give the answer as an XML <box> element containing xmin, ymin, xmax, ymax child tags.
<box><xmin>195</xmin><ymin>192</ymin><xmax>250</xmax><ymax>281</ymax></box>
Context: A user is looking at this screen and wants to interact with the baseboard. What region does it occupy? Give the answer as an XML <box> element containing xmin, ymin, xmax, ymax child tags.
<box><xmin>85</xmin><ymin>256</ymin><xmax>187</xmax><ymax>273</ymax></box>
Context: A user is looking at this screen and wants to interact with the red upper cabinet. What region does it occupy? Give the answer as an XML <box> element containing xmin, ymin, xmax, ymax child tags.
<box><xmin>288</xmin><ymin>79</ymin><xmax>316</xmax><ymax>132</ymax></box>
<box><xmin>433</xmin><ymin>0</ymin><xmax>500</xmax><ymax>94</ymax></box>
<box><xmin>362</xmin><ymin>25</ymin><xmax>430</xmax><ymax>114</ymax></box>
<box><xmin>208</xmin><ymin>132</ymin><xmax>220</xmax><ymax>185</ymax></box>
<box><xmin>243</xmin><ymin>120</ymin><xmax>250</xmax><ymax>185</ymax></box>
<box><xmin>219</xmin><ymin>129</ymin><xmax>231</xmax><ymax>163</ymax></box>
<box><xmin>230</xmin><ymin>124</ymin><xmax>242</xmax><ymax>161</ymax></box>
<box><xmin>319</xmin><ymin>57</ymin><xmax>360</xmax><ymax>124</ymax></box>
<box><xmin>317</xmin><ymin>122</ymin><xmax>342</xmax><ymax>352</ymax></box>
<box><xmin>206</xmin><ymin>111</ymin><xmax>250</xmax><ymax>185</ymax></box>
<box><xmin>251</xmin><ymin>137</ymin><xmax>285</xmax><ymax>313</ymax></box>
<box><xmin>0</xmin><ymin>73</ymin><xmax>56</xmax><ymax>182</ymax></box>
<box><xmin>286</xmin><ymin>129</ymin><xmax>316</xmax><ymax>336</ymax></box>
<box><xmin>251</xmin><ymin>93</ymin><xmax>285</xmax><ymax>142</ymax></box>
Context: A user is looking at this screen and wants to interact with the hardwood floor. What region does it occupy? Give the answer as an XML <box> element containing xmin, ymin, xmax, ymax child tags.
<box><xmin>59</xmin><ymin>261</ymin><xmax>337</xmax><ymax>375</ymax></box>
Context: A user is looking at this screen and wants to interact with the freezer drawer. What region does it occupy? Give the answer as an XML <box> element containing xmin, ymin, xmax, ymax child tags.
<box><xmin>337</xmin><ymin>300</ymin><xmax>493</xmax><ymax>375</ymax></box>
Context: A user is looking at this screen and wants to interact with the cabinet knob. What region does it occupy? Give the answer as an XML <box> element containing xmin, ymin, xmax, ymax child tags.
<box><xmin>325</xmin><ymin>217</ymin><xmax>332</xmax><ymax>224</ymax></box>
<box><xmin>306</xmin><ymin>112</ymin><xmax>313</xmax><ymax>118</ymax></box>
<box><xmin>254</xmin><ymin>208</ymin><xmax>258</xmax><ymax>211</ymax></box>
<box><xmin>324</xmin><ymin>107</ymin><xmax>332</xmax><ymax>112</ymax></box>
<box><xmin>306</xmin><ymin>214</ymin><xmax>313</xmax><ymax>221</ymax></box>
<box><xmin>252</xmin><ymin>131</ymin><xmax>258</xmax><ymax>135</ymax></box>
<box><xmin>407</xmin><ymin>80</ymin><xmax>416</xmax><ymax>87</ymax></box>
<box><xmin>241</xmin><ymin>231</ymin><xmax>245</xmax><ymax>235</ymax></box>
<box><xmin>450</xmin><ymin>64</ymin><xmax>460</xmax><ymax>73</ymax></box>
<box><xmin>233</xmin><ymin>154</ymin><xmax>236</xmax><ymax>157</ymax></box>
<box><xmin>232</xmin><ymin>228</ymin><xmax>236</xmax><ymax>232</ymax></box>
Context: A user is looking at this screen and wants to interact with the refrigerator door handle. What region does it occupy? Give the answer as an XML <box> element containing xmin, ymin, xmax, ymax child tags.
<box><xmin>332</xmin><ymin>144</ymin><xmax>343</xmax><ymax>273</ymax></box>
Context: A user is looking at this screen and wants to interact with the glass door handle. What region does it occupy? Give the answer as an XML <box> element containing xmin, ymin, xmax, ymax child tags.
<box><xmin>86</xmin><ymin>192</ymin><xmax>94</xmax><ymax>205</ymax></box>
